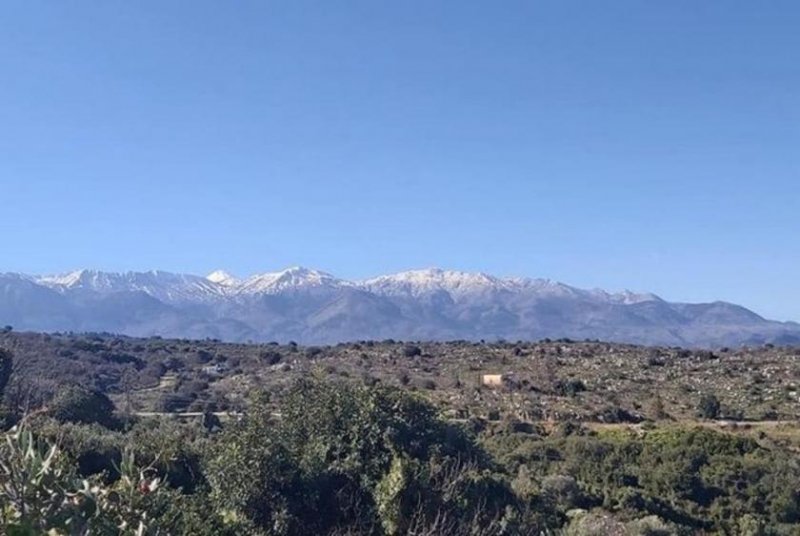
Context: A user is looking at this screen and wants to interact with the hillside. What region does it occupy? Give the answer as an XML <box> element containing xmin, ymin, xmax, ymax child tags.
<box><xmin>4</xmin><ymin>330</ymin><xmax>799</xmax><ymax>424</ymax></box>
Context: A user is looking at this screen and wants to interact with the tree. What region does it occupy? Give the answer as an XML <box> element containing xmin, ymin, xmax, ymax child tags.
<box><xmin>49</xmin><ymin>386</ymin><xmax>117</xmax><ymax>428</ymax></box>
<box><xmin>207</xmin><ymin>379</ymin><xmax>521</xmax><ymax>535</ymax></box>
<box><xmin>541</xmin><ymin>474</ymin><xmax>582</xmax><ymax>511</ymax></box>
<box><xmin>697</xmin><ymin>394</ymin><xmax>721</xmax><ymax>420</ymax></box>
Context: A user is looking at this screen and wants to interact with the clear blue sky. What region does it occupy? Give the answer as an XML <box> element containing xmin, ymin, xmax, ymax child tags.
<box><xmin>1</xmin><ymin>1</ymin><xmax>798</xmax><ymax>320</ymax></box>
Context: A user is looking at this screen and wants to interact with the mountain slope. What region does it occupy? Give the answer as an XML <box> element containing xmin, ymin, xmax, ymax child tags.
<box><xmin>0</xmin><ymin>267</ymin><xmax>796</xmax><ymax>347</ymax></box>
<box><xmin>37</xmin><ymin>269</ymin><xmax>228</xmax><ymax>304</ymax></box>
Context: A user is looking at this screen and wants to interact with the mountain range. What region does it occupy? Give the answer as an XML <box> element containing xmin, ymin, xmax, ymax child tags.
<box><xmin>1</xmin><ymin>267</ymin><xmax>798</xmax><ymax>347</ymax></box>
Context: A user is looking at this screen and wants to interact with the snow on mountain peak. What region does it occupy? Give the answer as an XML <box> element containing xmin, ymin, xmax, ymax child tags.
<box><xmin>236</xmin><ymin>266</ymin><xmax>350</xmax><ymax>295</ymax></box>
<box><xmin>612</xmin><ymin>290</ymin><xmax>661</xmax><ymax>304</ymax></box>
<box><xmin>583</xmin><ymin>287</ymin><xmax>660</xmax><ymax>304</ymax></box>
<box><xmin>38</xmin><ymin>269</ymin><xmax>112</xmax><ymax>290</ymax></box>
<box><xmin>2</xmin><ymin>265</ymin><xmax>790</xmax><ymax>346</ymax></box>
<box><xmin>33</xmin><ymin>266</ymin><xmax>664</xmax><ymax>306</ymax></box>
<box><xmin>362</xmin><ymin>269</ymin><xmax>636</xmax><ymax>302</ymax></box>
<box><xmin>361</xmin><ymin>268</ymin><xmax>511</xmax><ymax>298</ymax></box>
<box><xmin>206</xmin><ymin>270</ymin><xmax>239</xmax><ymax>286</ymax></box>
<box><xmin>37</xmin><ymin>269</ymin><xmax>228</xmax><ymax>303</ymax></box>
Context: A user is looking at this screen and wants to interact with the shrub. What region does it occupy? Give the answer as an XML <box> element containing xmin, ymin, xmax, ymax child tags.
<box><xmin>541</xmin><ymin>474</ymin><xmax>582</xmax><ymax>511</ymax></box>
<box><xmin>305</xmin><ymin>346</ymin><xmax>323</xmax><ymax>359</ymax></box>
<box><xmin>0</xmin><ymin>425</ymin><xmax>241</xmax><ymax>535</ymax></box>
<box><xmin>697</xmin><ymin>394</ymin><xmax>721</xmax><ymax>419</ymax></box>
<box><xmin>260</xmin><ymin>350</ymin><xmax>283</xmax><ymax>365</ymax></box>
<box><xmin>554</xmin><ymin>379</ymin><xmax>586</xmax><ymax>397</ymax></box>
<box><xmin>402</xmin><ymin>345</ymin><xmax>422</xmax><ymax>358</ymax></box>
<box><xmin>627</xmin><ymin>515</ymin><xmax>678</xmax><ymax>535</ymax></box>
<box><xmin>206</xmin><ymin>379</ymin><xmax>524</xmax><ymax>535</ymax></box>
<box><xmin>49</xmin><ymin>386</ymin><xmax>117</xmax><ymax>428</ymax></box>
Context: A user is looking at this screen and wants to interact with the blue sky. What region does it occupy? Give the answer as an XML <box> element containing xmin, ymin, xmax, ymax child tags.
<box><xmin>0</xmin><ymin>1</ymin><xmax>798</xmax><ymax>320</ymax></box>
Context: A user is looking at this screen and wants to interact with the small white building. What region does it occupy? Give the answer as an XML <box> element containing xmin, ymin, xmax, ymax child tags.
<box><xmin>482</xmin><ymin>374</ymin><xmax>505</xmax><ymax>388</ymax></box>
<box><xmin>202</xmin><ymin>363</ymin><xmax>229</xmax><ymax>376</ymax></box>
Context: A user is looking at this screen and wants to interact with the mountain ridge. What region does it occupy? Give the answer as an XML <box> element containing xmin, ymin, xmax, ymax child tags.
<box><xmin>1</xmin><ymin>267</ymin><xmax>796</xmax><ymax>347</ymax></box>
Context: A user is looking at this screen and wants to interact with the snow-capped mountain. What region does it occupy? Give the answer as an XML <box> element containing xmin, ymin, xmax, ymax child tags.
<box><xmin>361</xmin><ymin>268</ymin><xmax>514</xmax><ymax>299</ymax></box>
<box><xmin>237</xmin><ymin>267</ymin><xmax>352</xmax><ymax>295</ymax></box>
<box><xmin>37</xmin><ymin>269</ymin><xmax>227</xmax><ymax>304</ymax></box>
<box><xmin>206</xmin><ymin>270</ymin><xmax>240</xmax><ymax>287</ymax></box>
<box><xmin>361</xmin><ymin>269</ymin><xmax>659</xmax><ymax>305</ymax></box>
<box><xmin>1</xmin><ymin>267</ymin><xmax>798</xmax><ymax>347</ymax></box>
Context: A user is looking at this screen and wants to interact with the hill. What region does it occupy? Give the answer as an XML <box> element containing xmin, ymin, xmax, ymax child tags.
<box><xmin>3</xmin><ymin>330</ymin><xmax>799</xmax><ymax>423</ymax></box>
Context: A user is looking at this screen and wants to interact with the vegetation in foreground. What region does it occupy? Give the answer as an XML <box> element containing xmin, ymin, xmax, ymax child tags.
<box><xmin>1</xmin><ymin>337</ymin><xmax>799</xmax><ymax>534</ymax></box>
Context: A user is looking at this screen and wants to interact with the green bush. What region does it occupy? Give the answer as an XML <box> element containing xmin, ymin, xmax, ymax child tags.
<box><xmin>49</xmin><ymin>386</ymin><xmax>118</xmax><ymax>429</ymax></box>
<box><xmin>697</xmin><ymin>394</ymin><xmax>721</xmax><ymax>420</ymax></box>
<box><xmin>207</xmin><ymin>379</ymin><xmax>536</xmax><ymax>535</ymax></box>
<box><xmin>484</xmin><ymin>425</ymin><xmax>800</xmax><ymax>533</ymax></box>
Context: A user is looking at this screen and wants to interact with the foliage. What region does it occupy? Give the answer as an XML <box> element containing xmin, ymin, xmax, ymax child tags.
<box><xmin>207</xmin><ymin>379</ymin><xmax>534</xmax><ymax>535</ymax></box>
<box><xmin>0</xmin><ymin>425</ymin><xmax>158</xmax><ymax>534</ymax></box>
<box><xmin>6</xmin><ymin>332</ymin><xmax>800</xmax><ymax>423</ymax></box>
<box><xmin>697</xmin><ymin>394</ymin><xmax>721</xmax><ymax>420</ymax></box>
<box><xmin>0</xmin><ymin>424</ymin><xmax>243</xmax><ymax>535</ymax></box>
<box><xmin>49</xmin><ymin>386</ymin><xmax>118</xmax><ymax>429</ymax></box>
<box><xmin>0</xmin><ymin>346</ymin><xmax>798</xmax><ymax>536</ymax></box>
<box><xmin>484</xmin><ymin>425</ymin><xmax>800</xmax><ymax>534</ymax></box>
